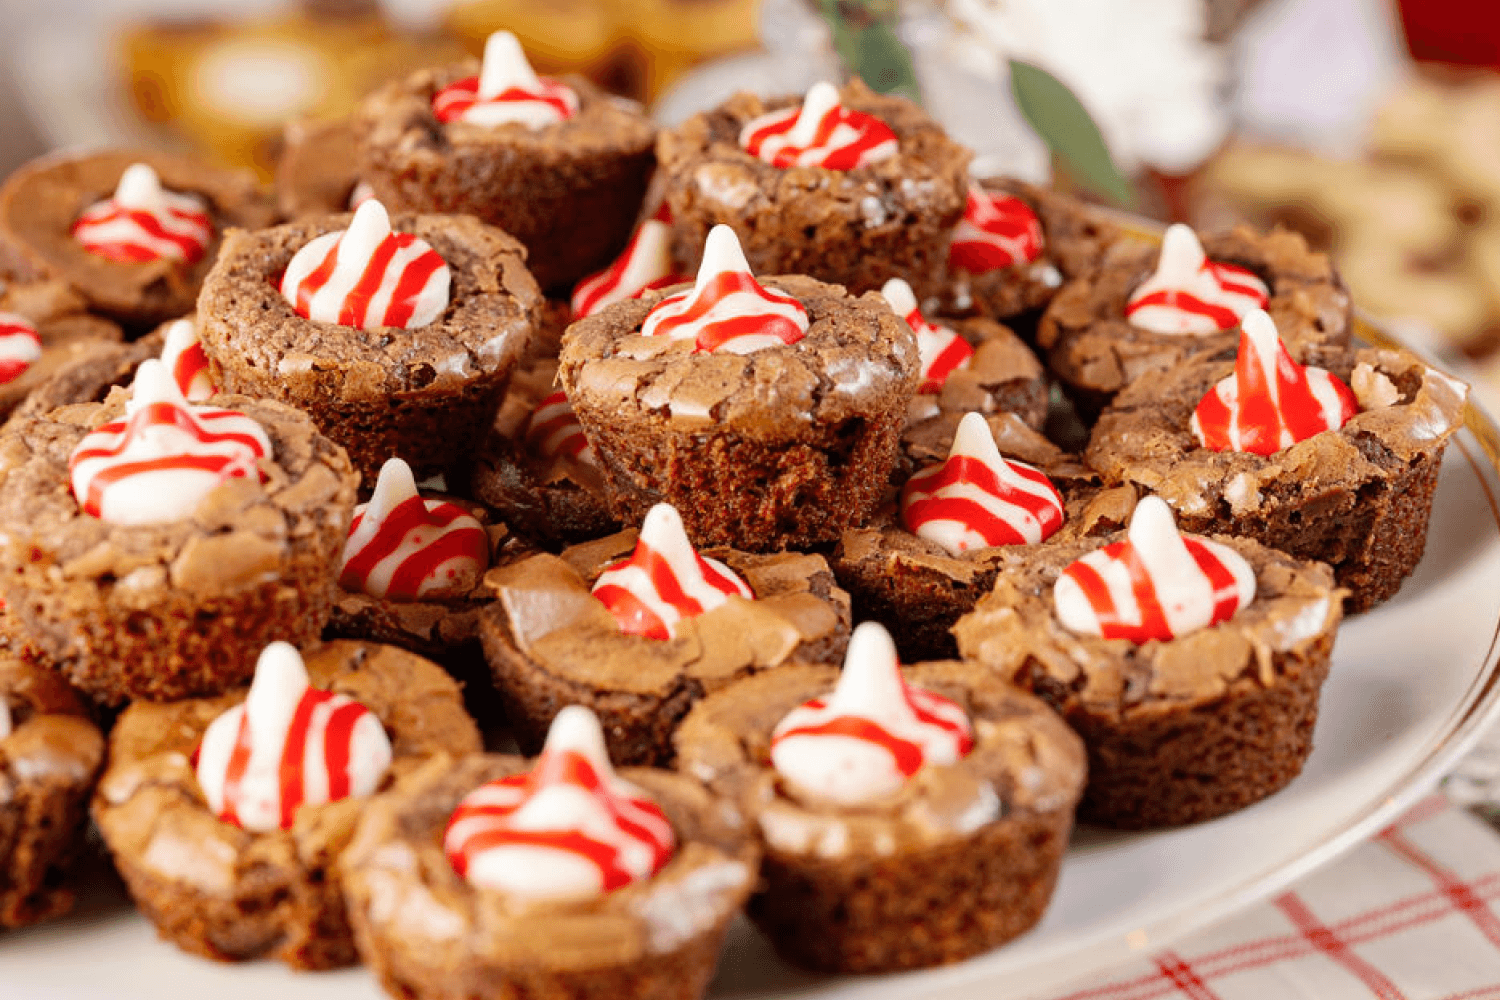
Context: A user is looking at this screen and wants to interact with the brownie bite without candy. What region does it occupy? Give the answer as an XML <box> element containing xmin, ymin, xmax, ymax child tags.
<box><xmin>0</xmin><ymin>655</ymin><xmax>105</xmax><ymax>928</ymax></box>
<box><xmin>356</xmin><ymin>31</ymin><xmax>656</xmax><ymax>293</ymax></box>
<box><xmin>0</xmin><ymin>150</ymin><xmax>274</xmax><ymax>330</ymax></box>
<box><xmin>657</xmin><ymin>79</ymin><xmax>969</xmax><ymax>300</ymax></box>
<box><xmin>559</xmin><ymin>227</ymin><xmax>919</xmax><ymax>551</ymax></box>
<box><xmin>197</xmin><ymin>204</ymin><xmax>540</xmax><ymax>484</ymax></box>
<box><xmin>93</xmin><ymin>641</ymin><xmax>481</xmax><ymax>969</ymax></box>
<box><xmin>1038</xmin><ymin>224</ymin><xmax>1352</xmax><ymax>415</ymax></box>
<box><xmin>953</xmin><ymin>497</ymin><xmax>1344</xmax><ymax>828</ymax></box>
<box><xmin>674</xmin><ymin>625</ymin><xmax>1085</xmax><ymax>973</ymax></box>
<box><xmin>480</xmin><ymin>505</ymin><xmax>852</xmax><ymax>766</ymax></box>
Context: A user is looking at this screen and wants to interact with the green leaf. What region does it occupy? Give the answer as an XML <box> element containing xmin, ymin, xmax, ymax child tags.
<box><xmin>1009</xmin><ymin>59</ymin><xmax>1134</xmax><ymax>208</ymax></box>
<box><xmin>813</xmin><ymin>1</ymin><xmax>921</xmax><ymax>103</ymax></box>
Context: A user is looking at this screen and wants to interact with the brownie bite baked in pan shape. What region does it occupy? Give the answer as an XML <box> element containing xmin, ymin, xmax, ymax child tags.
<box><xmin>0</xmin><ymin>150</ymin><xmax>274</xmax><ymax>330</ymax></box>
<box><xmin>197</xmin><ymin>199</ymin><xmax>541</xmax><ymax>484</ymax></box>
<box><xmin>560</xmin><ymin>224</ymin><xmax>919</xmax><ymax>551</ymax></box>
<box><xmin>0</xmin><ymin>360</ymin><xmax>358</xmax><ymax>705</ymax></box>
<box><xmin>93</xmin><ymin>640</ymin><xmax>481</xmax><ymax>969</ymax></box>
<box><xmin>356</xmin><ymin>30</ymin><xmax>656</xmax><ymax>294</ymax></box>
<box><xmin>657</xmin><ymin>78</ymin><xmax>970</xmax><ymax>300</ymax></box>
<box><xmin>675</xmin><ymin>622</ymin><xmax>1085</xmax><ymax>973</ymax></box>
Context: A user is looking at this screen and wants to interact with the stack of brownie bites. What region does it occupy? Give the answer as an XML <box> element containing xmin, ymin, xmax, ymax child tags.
<box><xmin>0</xmin><ymin>27</ymin><xmax>1471</xmax><ymax>999</ymax></box>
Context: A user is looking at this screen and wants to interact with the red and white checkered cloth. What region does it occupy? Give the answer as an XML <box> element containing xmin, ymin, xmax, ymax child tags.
<box><xmin>1043</xmin><ymin>795</ymin><xmax>1500</xmax><ymax>1000</ymax></box>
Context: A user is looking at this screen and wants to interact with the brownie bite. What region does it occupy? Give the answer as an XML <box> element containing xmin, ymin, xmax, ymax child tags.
<box><xmin>479</xmin><ymin>503</ymin><xmax>852</xmax><ymax>766</ymax></box>
<box><xmin>92</xmin><ymin>640</ymin><xmax>481</xmax><ymax>969</ymax></box>
<box><xmin>0</xmin><ymin>655</ymin><xmax>105</xmax><ymax>928</ymax></box>
<box><xmin>356</xmin><ymin>31</ymin><xmax>656</xmax><ymax>293</ymax></box>
<box><xmin>274</xmin><ymin>116</ymin><xmax>367</xmax><ymax>219</ymax></box>
<box><xmin>1038</xmin><ymin>224</ymin><xmax>1352</xmax><ymax>416</ymax></box>
<box><xmin>953</xmin><ymin>496</ymin><xmax>1344</xmax><ymax>828</ymax></box>
<box><xmin>657</xmin><ymin>79</ymin><xmax>970</xmax><ymax>300</ymax></box>
<box><xmin>197</xmin><ymin>202</ymin><xmax>541</xmax><ymax>483</ymax></box>
<box><xmin>559</xmin><ymin>226</ymin><xmax>919</xmax><ymax>551</ymax></box>
<box><xmin>0</xmin><ymin>364</ymin><xmax>358</xmax><ymax>705</ymax></box>
<box><xmin>0</xmin><ymin>150</ymin><xmax>274</xmax><ymax>330</ymax></box>
<box><xmin>674</xmin><ymin>624</ymin><xmax>1085</xmax><ymax>973</ymax></box>
<box><xmin>0</xmin><ymin>280</ymin><xmax>123</xmax><ymax>422</ymax></box>
<box><xmin>341</xmin><ymin>708</ymin><xmax>756</xmax><ymax>1000</ymax></box>
<box><xmin>1086</xmin><ymin>321</ymin><xmax>1467</xmax><ymax>611</ymax></box>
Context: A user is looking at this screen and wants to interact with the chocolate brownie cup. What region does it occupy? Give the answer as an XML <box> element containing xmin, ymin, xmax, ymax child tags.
<box><xmin>196</xmin><ymin>201</ymin><xmax>541</xmax><ymax>483</ymax></box>
<box><xmin>656</xmin><ymin>79</ymin><xmax>969</xmax><ymax>300</ymax></box>
<box><xmin>1038</xmin><ymin>224</ymin><xmax>1352</xmax><ymax>416</ymax></box>
<box><xmin>479</xmin><ymin>503</ymin><xmax>852</xmax><ymax>766</ymax></box>
<box><xmin>355</xmin><ymin>30</ymin><xmax>656</xmax><ymax>293</ymax></box>
<box><xmin>0</xmin><ymin>150</ymin><xmax>274</xmax><ymax>330</ymax></box>
<box><xmin>0</xmin><ymin>654</ymin><xmax>105</xmax><ymax>928</ymax></box>
<box><xmin>953</xmin><ymin>496</ymin><xmax>1344</xmax><ymax>828</ymax></box>
<box><xmin>837</xmin><ymin>414</ymin><xmax>1135</xmax><ymax>663</ymax></box>
<box><xmin>341</xmin><ymin>709</ymin><xmax>756</xmax><ymax>1000</ymax></box>
<box><xmin>673</xmin><ymin>623</ymin><xmax>1086</xmax><ymax>973</ymax></box>
<box><xmin>559</xmin><ymin>226</ymin><xmax>919</xmax><ymax>551</ymax></box>
<box><xmin>941</xmin><ymin>177</ymin><xmax>1119</xmax><ymax>325</ymax></box>
<box><xmin>93</xmin><ymin>640</ymin><xmax>481</xmax><ymax>968</ymax></box>
<box><xmin>0</xmin><ymin>361</ymin><xmax>358</xmax><ymax>705</ymax></box>
<box><xmin>5</xmin><ymin>328</ymin><xmax>160</xmax><ymax>426</ymax></box>
<box><xmin>1086</xmin><ymin>317</ymin><xmax>1467</xmax><ymax>612</ymax></box>
<box><xmin>0</xmin><ymin>280</ymin><xmax>123</xmax><ymax>421</ymax></box>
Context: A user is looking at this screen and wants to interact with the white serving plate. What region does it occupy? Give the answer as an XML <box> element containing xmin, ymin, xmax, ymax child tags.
<box><xmin>5</xmin><ymin>324</ymin><xmax>1500</xmax><ymax>1000</ymax></box>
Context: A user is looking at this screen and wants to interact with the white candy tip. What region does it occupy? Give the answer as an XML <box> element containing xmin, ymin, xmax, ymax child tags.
<box><xmin>837</xmin><ymin>621</ymin><xmax>902</xmax><ymax>690</ymax></box>
<box><xmin>479</xmin><ymin>30</ymin><xmax>540</xmax><ymax>99</ymax></box>
<box><xmin>348</xmin><ymin>199</ymin><xmax>392</xmax><ymax>241</ymax></box>
<box><xmin>368</xmin><ymin>456</ymin><xmax>419</xmax><ymax>515</ymax></box>
<box><xmin>804</xmin><ymin>81</ymin><xmax>842</xmax><ymax>108</ymax></box>
<box><xmin>1239</xmin><ymin>308</ymin><xmax>1279</xmax><ymax>345</ymax></box>
<box><xmin>162</xmin><ymin>319</ymin><xmax>196</xmax><ymax>354</ymax></box>
<box><xmin>950</xmin><ymin>411</ymin><xmax>1002</xmax><ymax>463</ymax></box>
<box><xmin>127</xmin><ymin>358</ymin><xmax>188</xmax><ymax>410</ymax></box>
<box><xmin>698</xmin><ymin>225</ymin><xmax>752</xmax><ymax>282</ymax></box>
<box><xmin>252</xmin><ymin>641</ymin><xmax>309</xmax><ymax>691</ymax></box>
<box><xmin>639</xmin><ymin>502</ymin><xmax>689</xmax><ymax>547</ymax></box>
<box><xmin>880</xmin><ymin>278</ymin><xmax>917</xmax><ymax>316</ymax></box>
<box><xmin>1158</xmin><ymin>223</ymin><xmax>1206</xmax><ymax>273</ymax></box>
<box><xmin>1127</xmin><ymin>495</ymin><xmax>1179</xmax><ymax>548</ymax></box>
<box><xmin>115</xmin><ymin>163</ymin><xmax>163</xmax><ymax>207</ymax></box>
<box><xmin>543</xmin><ymin>705</ymin><xmax>612</xmax><ymax>766</ymax></box>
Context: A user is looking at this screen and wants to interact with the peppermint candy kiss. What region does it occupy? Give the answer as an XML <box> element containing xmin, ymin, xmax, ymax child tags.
<box><xmin>740</xmin><ymin>81</ymin><xmax>898</xmax><ymax>171</ymax></box>
<box><xmin>68</xmin><ymin>359</ymin><xmax>270</xmax><ymax>526</ymax></box>
<box><xmin>771</xmin><ymin>623</ymin><xmax>973</xmax><ymax>807</ymax></box>
<box><xmin>902</xmin><ymin>412</ymin><xmax>1065</xmax><ymax>556</ymax></box>
<box><xmin>280</xmin><ymin>200</ymin><xmax>451</xmax><ymax>331</ymax></box>
<box><xmin>1192</xmin><ymin>310</ymin><xmax>1357</xmax><ymax>456</ymax></box>
<box><xmin>72</xmin><ymin>163</ymin><xmax>213</xmax><ymax>266</ymax></box>
<box><xmin>1054</xmin><ymin>496</ymin><xmax>1257</xmax><ymax>644</ymax></box>
<box><xmin>1126</xmin><ymin>224</ymin><xmax>1269</xmax><ymax>336</ymax></box>
<box><xmin>196</xmin><ymin>643</ymin><xmax>392</xmax><ymax>833</ymax></box>
<box><xmin>879</xmin><ymin>278</ymin><xmax>974</xmax><ymax>394</ymax></box>
<box><xmin>592</xmin><ymin>502</ymin><xmax>754</xmax><ymax>641</ymax></box>
<box><xmin>571</xmin><ymin>204</ymin><xmax>688</xmax><ymax>319</ymax></box>
<box><xmin>0</xmin><ymin>312</ymin><xmax>43</xmax><ymax>385</ymax></box>
<box><xmin>432</xmin><ymin>30</ymin><xmax>580</xmax><ymax>129</ymax></box>
<box><xmin>948</xmin><ymin>185</ymin><xmax>1045</xmax><ymax>274</ymax></box>
<box><xmin>524</xmin><ymin>390</ymin><xmax>597</xmax><ymax>467</ymax></box>
<box><xmin>339</xmin><ymin>457</ymin><xmax>490</xmax><ymax>602</ymax></box>
<box><xmin>641</xmin><ymin>225</ymin><xmax>809</xmax><ymax>354</ymax></box>
<box><xmin>160</xmin><ymin>318</ymin><xmax>215</xmax><ymax>402</ymax></box>
<box><xmin>445</xmin><ymin>706</ymin><xmax>675</xmax><ymax>900</ymax></box>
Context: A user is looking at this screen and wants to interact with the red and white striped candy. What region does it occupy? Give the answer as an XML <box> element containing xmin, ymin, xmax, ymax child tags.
<box><xmin>523</xmin><ymin>390</ymin><xmax>597</xmax><ymax>467</ymax></box>
<box><xmin>280</xmin><ymin>199</ymin><xmax>451</xmax><ymax>331</ymax></box>
<box><xmin>771</xmin><ymin>622</ymin><xmax>974</xmax><ymax>807</ymax></box>
<box><xmin>1191</xmin><ymin>309</ymin><xmax>1357</xmax><ymax>456</ymax></box>
<box><xmin>592</xmin><ymin>503</ymin><xmax>753</xmax><ymax>641</ymax></box>
<box><xmin>1126</xmin><ymin>224</ymin><xmax>1269</xmax><ymax>336</ymax></box>
<box><xmin>740</xmin><ymin>81</ymin><xmax>898</xmax><ymax>171</ymax></box>
<box><xmin>947</xmin><ymin>185</ymin><xmax>1045</xmax><ymax>274</ymax></box>
<box><xmin>196</xmin><ymin>642</ymin><xmax>392</xmax><ymax>833</ymax></box>
<box><xmin>444</xmin><ymin>705</ymin><xmax>674</xmax><ymax>899</ymax></box>
<box><xmin>1054</xmin><ymin>495</ymin><xmax>1256</xmax><ymax>644</ymax></box>
<box><xmin>0</xmin><ymin>312</ymin><xmax>42</xmax><ymax>385</ymax></box>
<box><xmin>571</xmin><ymin>204</ymin><xmax>687</xmax><ymax>319</ymax></box>
<box><xmin>901</xmin><ymin>412</ymin><xmax>1065</xmax><ymax>556</ymax></box>
<box><xmin>339</xmin><ymin>457</ymin><xmax>489</xmax><ymax>602</ymax></box>
<box><xmin>160</xmin><ymin>318</ymin><xmax>214</xmax><ymax>402</ymax></box>
<box><xmin>879</xmin><ymin>278</ymin><xmax>973</xmax><ymax>394</ymax></box>
<box><xmin>71</xmin><ymin>164</ymin><xmax>213</xmax><ymax>267</ymax></box>
<box><xmin>432</xmin><ymin>30</ymin><xmax>579</xmax><ymax>129</ymax></box>
<box><xmin>68</xmin><ymin>359</ymin><xmax>270</xmax><ymax>526</ymax></box>
<box><xmin>641</xmin><ymin>225</ymin><xmax>808</xmax><ymax>354</ymax></box>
